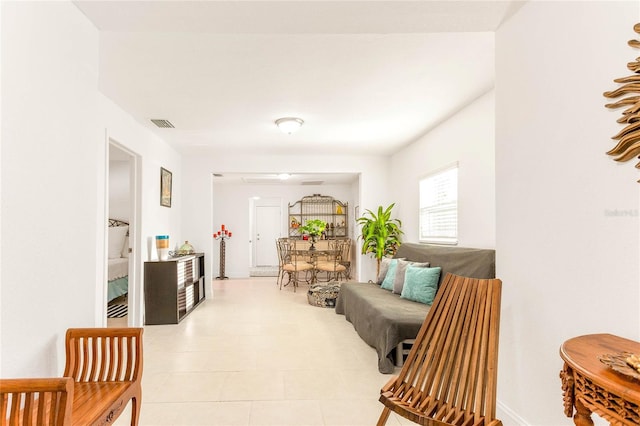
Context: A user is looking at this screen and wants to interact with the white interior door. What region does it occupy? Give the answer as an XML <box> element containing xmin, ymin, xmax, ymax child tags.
<box><xmin>255</xmin><ymin>205</ymin><xmax>281</xmax><ymax>266</ymax></box>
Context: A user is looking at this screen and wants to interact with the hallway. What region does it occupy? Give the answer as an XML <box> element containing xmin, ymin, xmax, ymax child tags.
<box><xmin>114</xmin><ymin>277</ymin><xmax>411</xmax><ymax>425</ymax></box>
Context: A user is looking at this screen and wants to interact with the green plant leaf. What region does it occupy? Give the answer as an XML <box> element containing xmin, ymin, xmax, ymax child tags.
<box><xmin>298</xmin><ymin>219</ymin><xmax>327</xmax><ymax>237</ymax></box>
<box><xmin>356</xmin><ymin>203</ymin><xmax>403</xmax><ymax>275</ymax></box>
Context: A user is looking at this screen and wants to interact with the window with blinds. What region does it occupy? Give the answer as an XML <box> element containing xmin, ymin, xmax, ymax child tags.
<box><xmin>419</xmin><ymin>164</ymin><xmax>458</xmax><ymax>245</ymax></box>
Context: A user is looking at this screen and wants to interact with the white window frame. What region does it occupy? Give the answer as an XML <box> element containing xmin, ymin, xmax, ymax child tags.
<box><xmin>419</xmin><ymin>163</ymin><xmax>458</xmax><ymax>245</ymax></box>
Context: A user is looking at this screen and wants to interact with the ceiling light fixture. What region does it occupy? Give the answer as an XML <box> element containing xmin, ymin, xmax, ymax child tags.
<box><xmin>275</xmin><ymin>117</ymin><xmax>304</xmax><ymax>134</ymax></box>
<box><xmin>278</xmin><ymin>173</ymin><xmax>291</xmax><ymax>180</ymax></box>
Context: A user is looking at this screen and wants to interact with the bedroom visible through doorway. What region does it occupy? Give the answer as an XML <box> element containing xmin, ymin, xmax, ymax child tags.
<box><xmin>107</xmin><ymin>143</ymin><xmax>134</xmax><ymax>327</ymax></box>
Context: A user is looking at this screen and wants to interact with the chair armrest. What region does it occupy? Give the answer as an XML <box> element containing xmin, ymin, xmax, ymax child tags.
<box><xmin>0</xmin><ymin>377</ymin><xmax>74</xmax><ymax>425</ymax></box>
<box><xmin>63</xmin><ymin>327</ymin><xmax>143</xmax><ymax>383</ymax></box>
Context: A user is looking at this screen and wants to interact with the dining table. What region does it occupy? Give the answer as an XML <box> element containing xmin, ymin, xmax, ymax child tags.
<box><xmin>291</xmin><ymin>240</ymin><xmax>339</xmax><ymax>284</ymax></box>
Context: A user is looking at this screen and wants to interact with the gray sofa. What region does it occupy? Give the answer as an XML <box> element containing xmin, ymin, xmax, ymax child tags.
<box><xmin>335</xmin><ymin>243</ymin><xmax>495</xmax><ymax>373</ymax></box>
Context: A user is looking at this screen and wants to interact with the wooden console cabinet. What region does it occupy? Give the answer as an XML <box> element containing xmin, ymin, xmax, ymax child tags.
<box><xmin>144</xmin><ymin>253</ymin><xmax>205</xmax><ymax>325</ymax></box>
<box><xmin>560</xmin><ymin>334</ymin><xmax>640</xmax><ymax>425</ymax></box>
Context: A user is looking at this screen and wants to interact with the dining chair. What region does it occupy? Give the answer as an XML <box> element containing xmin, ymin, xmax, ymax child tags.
<box><xmin>280</xmin><ymin>239</ymin><xmax>313</xmax><ymax>291</ymax></box>
<box><xmin>376</xmin><ymin>273</ymin><xmax>503</xmax><ymax>426</ymax></box>
<box><xmin>275</xmin><ymin>237</ymin><xmax>289</xmax><ymax>288</ymax></box>
<box><xmin>315</xmin><ymin>239</ymin><xmax>348</xmax><ymax>282</ymax></box>
<box><xmin>338</xmin><ymin>238</ymin><xmax>352</xmax><ymax>280</ymax></box>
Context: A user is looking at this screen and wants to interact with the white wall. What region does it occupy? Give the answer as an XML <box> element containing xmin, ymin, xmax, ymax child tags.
<box><xmin>181</xmin><ymin>151</ymin><xmax>390</xmax><ymax>288</ymax></box>
<box><xmin>211</xmin><ymin>182</ymin><xmax>355</xmax><ymax>278</ymax></box>
<box><xmin>390</xmin><ymin>90</ymin><xmax>496</xmax><ymax>249</ymax></box>
<box><xmin>0</xmin><ymin>1</ymin><xmax>183</xmax><ymax>377</ymax></box>
<box><xmin>496</xmin><ymin>2</ymin><xmax>640</xmax><ymax>425</ymax></box>
<box><xmin>109</xmin><ymin>160</ymin><xmax>130</xmax><ymax>221</ymax></box>
<box><xmin>100</xmin><ymin>94</ymin><xmax>183</xmax><ymax>265</ymax></box>
<box><xmin>1</xmin><ymin>1</ymin><xmax>101</xmax><ymax>377</ymax></box>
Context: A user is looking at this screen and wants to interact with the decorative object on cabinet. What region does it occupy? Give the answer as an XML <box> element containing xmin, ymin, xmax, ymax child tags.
<box><xmin>144</xmin><ymin>253</ymin><xmax>205</xmax><ymax>325</ymax></box>
<box><xmin>155</xmin><ymin>235</ymin><xmax>170</xmax><ymax>261</ymax></box>
<box><xmin>214</xmin><ymin>224</ymin><xmax>232</xmax><ymax>279</ymax></box>
<box><xmin>160</xmin><ymin>167</ymin><xmax>172</xmax><ymax>206</ymax></box>
<box><xmin>603</xmin><ymin>23</ymin><xmax>640</xmax><ymax>183</ymax></box>
<box><xmin>356</xmin><ymin>203</ymin><xmax>403</xmax><ymax>278</ymax></box>
<box><xmin>288</xmin><ymin>194</ymin><xmax>348</xmax><ymax>239</ymax></box>
<box><xmin>598</xmin><ymin>352</ymin><xmax>640</xmax><ymax>381</ymax></box>
<box><xmin>177</xmin><ymin>240</ymin><xmax>195</xmax><ymax>255</ymax></box>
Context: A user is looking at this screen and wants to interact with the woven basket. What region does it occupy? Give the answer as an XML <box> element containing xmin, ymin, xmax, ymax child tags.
<box><xmin>307</xmin><ymin>283</ymin><xmax>341</xmax><ymax>307</ymax></box>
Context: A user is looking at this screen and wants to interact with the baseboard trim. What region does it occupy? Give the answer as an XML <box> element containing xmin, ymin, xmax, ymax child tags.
<box><xmin>249</xmin><ymin>266</ymin><xmax>279</xmax><ymax>277</ymax></box>
<box><xmin>497</xmin><ymin>399</ymin><xmax>531</xmax><ymax>426</ymax></box>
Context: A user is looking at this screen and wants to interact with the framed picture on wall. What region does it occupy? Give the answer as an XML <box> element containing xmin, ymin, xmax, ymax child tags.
<box><xmin>160</xmin><ymin>167</ymin><xmax>172</xmax><ymax>207</ymax></box>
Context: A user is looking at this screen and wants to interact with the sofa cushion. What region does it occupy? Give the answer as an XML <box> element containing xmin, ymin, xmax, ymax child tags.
<box><xmin>394</xmin><ymin>243</ymin><xmax>495</xmax><ymax>284</ymax></box>
<box><xmin>335</xmin><ymin>281</ymin><xmax>431</xmax><ymax>373</ymax></box>
<box><xmin>380</xmin><ymin>259</ymin><xmax>398</xmax><ymax>291</ymax></box>
<box><xmin>393</xmin><ymin>259</ymin><xmax>430</xmax><ymax>294</ymax></box>
<box><xmin>401</xmin><ymin>266</ymin><xmax>441</xmax><ymax>304</ymax></box>
<box><xmin>377</xmin><ymin>257</ymin><xmax>403</xmax><ymax>285</ymax></box>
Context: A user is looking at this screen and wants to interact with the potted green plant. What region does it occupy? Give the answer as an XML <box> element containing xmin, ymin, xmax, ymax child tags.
<box><xmin>356</xmin><ymin>203</ymin><xmax>403</xmax><ymax>277</ymax></box>
<box><xmin>299</xmin><ymin>219</ymin><xmax>327</xmax><ymax>250</ymax></box>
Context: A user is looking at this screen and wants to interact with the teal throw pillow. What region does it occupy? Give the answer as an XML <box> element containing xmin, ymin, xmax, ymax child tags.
<box><xmin>380</xmin><ymin>259</ymin><xmax>398</xmax><ymax>291</ymax></box>
<box><xmin>400</xmin><ymin>266</ymin><xmax>441</xmax><ymax>305</ymax></box>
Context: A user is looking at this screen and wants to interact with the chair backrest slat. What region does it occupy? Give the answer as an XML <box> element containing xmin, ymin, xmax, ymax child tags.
<box><xmin>64</xmin><ymin>328</ymin><xmax>143</xmax><ymax>383</ymax></box>
<box><xmin>0</xmin><ymin>377</ymin><xmax>73</xmax><ymax>426</ymax></box>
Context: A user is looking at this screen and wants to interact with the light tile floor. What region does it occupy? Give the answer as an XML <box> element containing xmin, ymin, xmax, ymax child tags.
<box><xmin>113</xmin><ymin>277</ymin><xmax>413</xmax><ymax>426</ymax></box>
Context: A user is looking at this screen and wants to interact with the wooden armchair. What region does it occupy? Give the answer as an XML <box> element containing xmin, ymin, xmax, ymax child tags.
<box><xmin>1</xmin><ymin>328</ymin><xmax>143</xmax><ymax>426</ymax></box>
<box><xmin>64</xmin><ymin>327</ymin><xmax>143</xmax><ymax>426</ymax></box>
<box><xmin>377</xmin><ymin>273</ymin><xmax>503</xmax><ymax>426</ymax></box>
<box><xmin>1</xmin><ymin>377</ymin><xmax>73</xmax><ymax>425</ymax></box>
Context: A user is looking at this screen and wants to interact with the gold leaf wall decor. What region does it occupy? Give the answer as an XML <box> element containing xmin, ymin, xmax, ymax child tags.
<box><xmin>603</xmin><ymin>23</ymin><xmax>640</xmax><ymax>182</ymax></box>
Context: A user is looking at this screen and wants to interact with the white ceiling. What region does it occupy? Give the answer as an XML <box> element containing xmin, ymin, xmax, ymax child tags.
<box><xmin>80</xmin><ymin>1</ymin><xmax>521</xmax><ymax>185</ymax></box>
<box><xmin>213</xmin><ymin>172</ymin><xmax>359</xmax><ymax>185</ymax></box>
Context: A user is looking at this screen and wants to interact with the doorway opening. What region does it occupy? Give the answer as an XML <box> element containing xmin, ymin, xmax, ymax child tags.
<box><xmin>106</xmin><ymin>142</ymin><xmax>139</xmax><ymax>327</ymax></box>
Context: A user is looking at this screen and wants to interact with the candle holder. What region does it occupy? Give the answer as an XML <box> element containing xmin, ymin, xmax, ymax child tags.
<box><xmin>213</xmin><ymin>225</ymin><xmax>232</xmax><ymax>280</ymax></box>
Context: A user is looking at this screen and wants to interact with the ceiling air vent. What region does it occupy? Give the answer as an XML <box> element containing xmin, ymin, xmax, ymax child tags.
<box><xmin>150</xmin><ymin>119</ymin><xmax>174</xmax><ymax>128</ymax></box>
<box><xmin>302</xmin><ymin>181</ymin><xmax>324</xmax><ymax>185</ymax></box>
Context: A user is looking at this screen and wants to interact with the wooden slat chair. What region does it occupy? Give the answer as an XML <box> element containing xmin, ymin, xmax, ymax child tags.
<box><xmin>1</xmin><ymin>377</ymin><xmax>74</xmax><ymax>425</ymax></box>
<box><xmin>377</xmin><ymin>273</ymin><xmax>503</xmax><ymax>426</ymax></box>
<box><xmin>64</xmin><ymin>328</ymin><xmax>143</xmax><ymax>426</ymax></box>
